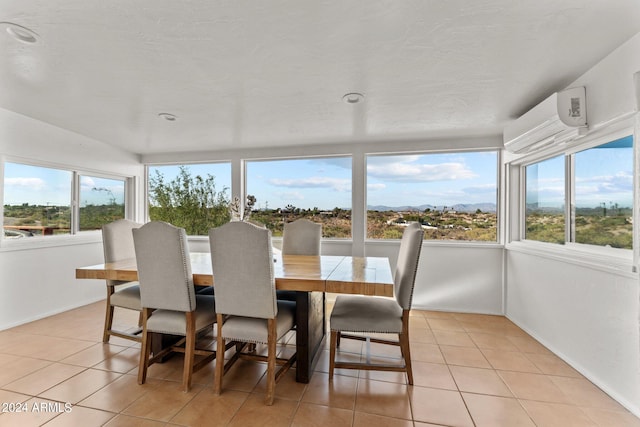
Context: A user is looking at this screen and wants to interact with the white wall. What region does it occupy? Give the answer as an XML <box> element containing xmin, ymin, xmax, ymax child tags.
<box><xmin>504</xmin><ymin>32</ymin><xmax>640</xmax><ymax>416</ymax></box>
<box><xmin>506</xmin><ymin>249</ymin><xmax>639</xmax><ymax>414</ymax></box>
<box><xmin>367</xmin><ymin>241</ymin><xmax>504</xmax><ymax>314</ymax></box>
<box><xmin>0</xmin><ymin>108</ymin><xmax>145</xmax><ymax>329</ymax></box>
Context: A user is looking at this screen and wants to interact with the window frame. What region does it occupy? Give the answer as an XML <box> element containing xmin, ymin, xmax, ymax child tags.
<box><xmin>145</xmin><ymin>161</ymin><xmax>234</xmax><ymax>237</ymax></box>
<box><xmin>508</xmin><ymin>118</ymin><xmax>636</xmax><ymax>273</ymax></box>
<box><xmin>243</xmin><ymin>154</ymin><xmax>354</xmax><ymax>239</ymax></box>
<box><xmin>521</xmin><ymin>153</ymin><xmax>567</xmax><ymax>245</ymax></box>
<box><xmin>364</xmin><ymin>149</ymin><xmax>501</xmax><ymax>243</ymax></box>
<box><xmin>1</xmin><ymin>157</ymin><xmax>134</xmax><ymax>248</ymax></box>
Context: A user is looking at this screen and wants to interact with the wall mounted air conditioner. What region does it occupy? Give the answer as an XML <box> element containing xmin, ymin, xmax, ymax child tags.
<box><xmin>503</xmin><ymin>87</ymin><xmax>588</xmax><ymax>154</ymax></box>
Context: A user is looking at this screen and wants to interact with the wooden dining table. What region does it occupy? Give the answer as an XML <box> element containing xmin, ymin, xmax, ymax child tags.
<box><xmin>76</xmin><ymin>252</ymin><xmax>394</xmax><ymax>383</ymax></box>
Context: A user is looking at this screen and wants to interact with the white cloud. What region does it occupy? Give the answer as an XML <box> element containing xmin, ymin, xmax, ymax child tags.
<box><xmin>367</xmin><ymin>159</ymin><xmax>476</xmax><ymax>182</ymax></box>
<box><xmin>367</xmin><ymin>183</ymin><xmax>386</xmax><ymax>191</ymax></box>
<box><xmin>275</xmin><ymin>191</ymin><xmax>305</xmax><ymax>201</ymax></box>
<box><xmin>5</xmin><ymin>177</ymin><xmax>47</xmax><ymax>190</ymax></box>
<box><xmin>268</xmin><ymin>177</ymin><xmax>350</xmax><ymax>192</ymax></box>
<box><xmin>80</xmin><ymin>176</ymin><xmax>96</xmax><ymax>187</ymax></box>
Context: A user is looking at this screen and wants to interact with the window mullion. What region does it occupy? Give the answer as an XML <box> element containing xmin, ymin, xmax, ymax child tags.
<box><xmin>566</xmin><ymin>155</ymin><xmax>574</xmax><ymax>244</ymax></box>
<box><xmin>71</xmin><ymin>171</ymin><xmax>79</xmax><ymax>234</ymax></box>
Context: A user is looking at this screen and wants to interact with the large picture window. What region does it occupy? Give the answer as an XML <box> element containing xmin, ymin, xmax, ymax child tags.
<box><xmin>366</xmin><ymin>152</ymin><xmax>498</xmax><ymax>241</ymax></box>
<box><xmin>3</xmin><ymin>162</ymin><xmax>128</xmax><ymax>239</ymax></box>
<box><xmin>147</xmin><ymin>163</ymin><xmax>232</xmax><ymax>235</ymax></box>
<box><xmin>246</xmin><ymin>157</ymin><xmax>352</xmax><ymax>238</ymax></box>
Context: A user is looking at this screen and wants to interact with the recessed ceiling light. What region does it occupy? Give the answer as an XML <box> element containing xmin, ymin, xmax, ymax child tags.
<box><xmin>0</xmin><ymin>22</ymin><xmax>39</xmax><ymax>44</ymax></box>
<box><xmin>342</xmin><ymin>92</ymin><xmax>365</xmax><ymax>104</ymax></box>
<box><xmin>158</xmin><ymin>113</ymin><xmax>177</xmax><ymax>121</ymax></box>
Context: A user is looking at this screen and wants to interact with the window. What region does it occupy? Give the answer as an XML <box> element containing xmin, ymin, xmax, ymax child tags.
<box><xmin>79</xmin><ymin>175</ymin><xmax>126</xmax><ymax>231</ymax></box>
<box><xmin>366</xmin><ymin>152</ymin><xmax>498</xmax><ymax>241</ymax></box>
<box><xmin>523</xmin><ymin>134</ymin><xmax>633</xmax><ymax>249</ymax></box>
<box><xmin>147</xmin><ymin>163</ymin><xmax>232</xmax><ymax>235</ymax></box>
<box><xmin>573</xmin><ymin>135</ymin><xmax>633</xmax><ymax>249</ymax></box>
<box><xmin>3</xmin><ymin>162</ymin><xmax>128</xmax><ymax>239</ymax></box>
<box><xmin>525</xmin><ymin>155</ymin><xmax>566</xmax><ymax>244</ymax></box>
<box><xmin>245</xmin><ymin>157</ymin><xmax>352</xmax><ymax>238</ymax></box>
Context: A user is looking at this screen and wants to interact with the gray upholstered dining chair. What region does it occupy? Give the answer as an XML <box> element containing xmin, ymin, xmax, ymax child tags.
<box><xmin>101</xmin><ymin>219</ymin><xmax>143</xmax><ymax>343</ymax></box>
<box><xmin>277</xmin><ymin>218</ymin><xmax>322</xmax><ymax>302</ymax></box>
<box><xmin>281</xmin><ymin>218</ymin><xmax>322</xmax><ymax>256</ymax></box>
<box><xmin>133</xmin><ymin>221</ymin><xmax>217</xmax><ymax>392</ymax></box>
<box><xmin>210</xmin><ymin>221</ymin><xmax>297</xmax><ymax>405</ymax></box>
<box><xmin>329</xmin><ymin>222</ymin><xmax>423</xmax><ymax>384</ymax></box>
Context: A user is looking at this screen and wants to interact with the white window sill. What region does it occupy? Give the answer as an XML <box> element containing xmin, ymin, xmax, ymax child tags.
<box><xmin>506</xmin><ymin>240</ymin><xmax>637</xmax><ymax>278</ymax></box>
<box><xmin>0</xmin><ymin>231</ymin><xmax>102</xmax><ymax>252</ymax></box>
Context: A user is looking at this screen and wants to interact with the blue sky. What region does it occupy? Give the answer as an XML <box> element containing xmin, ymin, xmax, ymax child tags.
<box><xmin>4</xmin><ymin>163</ymin><xmax>72</xmax><ymax>206</ymax></box>
<box><xmin>526</xmin><ymin>136</ymin><xmax>633</xmax><ymax>209</ymax></box>
<box><xmin>3</xmin><ymin>163</ymin><xmax>126</xmax><ymax>206</ymax></box>
<box><xmin>4</xmin><ymin>138</ymin><xmax>633</xmax><ymax>211</ymax></box>
<box><xmin>366</xmin><ymin>152</ymin><xmax>497</xmax><ymax>209</ymax></box>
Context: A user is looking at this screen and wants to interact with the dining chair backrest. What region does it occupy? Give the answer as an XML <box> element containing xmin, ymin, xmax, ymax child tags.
<box><xmin>394</xmin><ymin>223</ymin><xmax>424</xmax><ymax>310</ymax></box>
<box><xmin>132</xmin><ymin>221</ymin><xmax>196</xmax><ymax>312</ymax></box>
<box><xmin>282</xmin><ymin>219</ymin><xmax>322</xmax><ymax>256</ymax></box>
<box><xmin>209</xmin><ymin>221</ymin><xmax>277</xmax><ymax>319</ymax></box>
<box><xmin>102</xmin><ymin>219</ymin><xmax>143</xmax><ymax>286</ymax></box>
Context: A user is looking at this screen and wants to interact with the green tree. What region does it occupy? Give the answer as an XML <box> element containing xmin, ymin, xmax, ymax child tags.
<box><xmin>148</xmin><ymin>166</ymin><xmax>230</xmax><ymax>235</ymax></box>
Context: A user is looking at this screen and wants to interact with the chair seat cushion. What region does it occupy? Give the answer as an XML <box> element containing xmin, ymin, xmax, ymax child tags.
<box><xmin>330</xmin><ymin>295</ymin><xmax>403</xmax><ymax>334</ymax></box>
<box><xmin>220</xmin><ymin>300</ymin><xmax>295</xmax><ymax>344</ymax></box>
<box><xmin>110</xmin><ymin>283</ymin><xmax>142</xmax><ymax>310</ymax></box>
<box><xmin>147</xmin><ymin>295</ymin><xmax>216</xmax><ymax>335</ymax></box>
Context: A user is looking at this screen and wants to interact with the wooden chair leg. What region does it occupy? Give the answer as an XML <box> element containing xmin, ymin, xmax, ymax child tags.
<box><xmin>103</xmin><ymin>288</ymin><xmax>115</xmax><ymax>343</ymax></box>
<box><xmin>182</xmin><ymin>312</ymin><xmax>196</xmax><ymax>392</ymax></box>
<box><xmin>399</xmin><ymin>331</ymin><xmax>413</xmax><ymax>384</ymax></box>
<box><xmin>103</xmin><ymin>304</ymin><xmax>115</xmax><ymax>343</ymax></box>
<box><xmin>138</xmin><ymin>308</ymin><xmax>152</xmax><ymax>385</ymax></box>
<box><xmin>399</xmin><ymin>312</ymin><xmax>413</xmax><ymax>385</ymax></box>
<box><xmin>213</xmin><ymin>314</ymin><xmax>225</xmax><ymax>396</ymax></box>
<box><xmin>265</xmin><ymin>319</ymin><xmax>277</xmax><ymax>406</ymax></box>
<box><xmin>329</xmin><ymin>330</ymin><xmax>337</xmax><ymax>380</ymax></box>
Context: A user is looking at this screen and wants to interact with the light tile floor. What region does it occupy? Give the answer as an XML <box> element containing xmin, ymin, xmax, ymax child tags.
<box><xmin>0</xmin><ymin>301</ymin><xmax>638</xmax><ymax>426</ymax></box>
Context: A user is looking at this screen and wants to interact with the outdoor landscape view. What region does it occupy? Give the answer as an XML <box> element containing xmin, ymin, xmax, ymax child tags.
<box><xmin>3</xmin><ymin>142</ymin><xmax>633</xmax><ymax>249</ymax></box>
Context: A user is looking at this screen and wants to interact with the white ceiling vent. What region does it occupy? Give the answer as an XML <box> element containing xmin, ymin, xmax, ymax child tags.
<box><xmin>503</xmin><ymin>87</ymin><xmax>588</xmax><ymax>154</ymax></box>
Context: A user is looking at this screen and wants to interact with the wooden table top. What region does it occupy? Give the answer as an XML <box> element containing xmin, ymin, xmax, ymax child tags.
<box><xmin>76</xmin><ymin>252</ymin><xmax>394</xmax><ymax>297</ymax></box>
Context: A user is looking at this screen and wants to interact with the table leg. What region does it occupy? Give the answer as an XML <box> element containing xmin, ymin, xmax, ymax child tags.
<box><xmin>295</xmin><ymin>291</ymin><xmax>326</xmax><ymax>383</ymax></box>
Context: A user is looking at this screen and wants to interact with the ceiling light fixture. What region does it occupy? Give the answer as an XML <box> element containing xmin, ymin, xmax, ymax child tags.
<box><xmin>342</xmin><ymin>92</ymin><xmax>365</xmax><ymax>104</ymax></box>
<box><xmin>0</xmin><ymin>22</ymin><xmax>39</xmax><ymax>44</ymax></box>
<box><xmin>158</xmin><ymin>113</ymin><xmax>177</xmax><ymax>121</ymax></box>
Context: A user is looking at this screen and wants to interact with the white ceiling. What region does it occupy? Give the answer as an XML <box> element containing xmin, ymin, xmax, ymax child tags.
<box><xmin>1</xmin><ymin>1</ymin><xmax>640</xmax><ymax>155</ymax></box>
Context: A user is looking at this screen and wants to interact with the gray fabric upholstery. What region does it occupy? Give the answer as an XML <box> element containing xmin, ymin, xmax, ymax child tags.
<box><xmin>394</xmin><ymin>223</ymin><xmax>424</xmax><ymax>310</ymax></box>
<box><xmin>103</xmin><ymin>219</ymin><xmax>140</xmax><ymax>262</ymax></box>
<box><xmin>281</xmin><ymin>219</ymin><xmax>322</xmax><ymax>256</ymax></box>
<box><xmin>330</xmin><ymin>223</ymin><xmax>423</xmax><ymax>332</ymax></box>
<box><xmin>147</xmin><ymin>295</ymin><xmax>216</xmax><ymax>335</ymax></box>
<box><xmin>330</xmin><ymin>295</ymin><xmax>403</xmax><ymax>333</ymax></box>
<box><xmin>109</xmin><ymin>284</ymin><xmax>142</xmax><ymax>310</ymax></box>
<box><xmin>133</xmin><ymin>221</ymin><xmax>196</xmax><ymax>313</ymax></box>
<box><xmin>101</xmin><ymin>219</ymin><xmax>143</xmax><ymax>342</ymax></box>
<box><xmin>220</xmin><ymin>300</ymin><xmax>296</xmax><ymax>344</ymax></box>
<box><xmin>102</xmin><ymin>219</ymin><xmax>143</xmax><ymax>288</ymax></box>
<box><xmin>209</xmin><ymin>222</ymin><xmax>277</xmax><ymax>319</ymax></box>
<box><xmin>278</xmin><ymin>219</ymin><xmax>321</xmax><ymax>302</ymax></box>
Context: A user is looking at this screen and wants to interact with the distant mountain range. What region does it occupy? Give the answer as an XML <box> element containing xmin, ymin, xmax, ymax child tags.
<box><xmin>367</xmin><ymin>203</ymin><xmax>497</xmax><ymax>213</ymax></box>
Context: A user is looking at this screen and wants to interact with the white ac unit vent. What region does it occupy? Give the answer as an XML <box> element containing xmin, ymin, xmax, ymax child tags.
<box><xmin>503</xmin><ymin>87</ymin><xmax>588</xmax><ymax>154</ymax></box>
